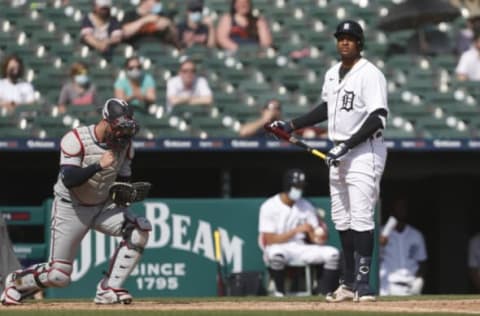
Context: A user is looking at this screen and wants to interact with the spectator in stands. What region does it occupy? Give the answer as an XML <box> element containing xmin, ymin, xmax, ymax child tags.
<box><xmin>468</xmin><ymin>232</ymin><xmax>480</xmax><ymax>292</ymax></box>
<box><xmin>80</xmin><ymin>0</ymin><xmax>122</xmax><ymax>61</ymax></box>
<box><xmin>0</xmin><ymin>54</ymin><xmax>35</xmax><ymax>113</ymax></box>
<box><xmin>379</xmin><ymin>198</ymin><xmax>427</xmax><ymax>296</ymax></box>
<box><xmin>455</xmin><ymin>16</ymin><xmax>480</xmax><ymax>55</ymax></box>
<box><xmin>114</xmin><ymin>56</ymin><xmax>156</xmax><ymax>112</ymax></box>
<box><xmin>166</xmin><ymin>57</ymin><xmax>212</xmax><ymax>112</ymax></box>
<box><xmin>455</xmin><ymin>30</ymin><xmax>480</xmax><ymax>81</ymax></box>
<box><xmin>216</xmin><ymin>0</ymin><xmax>272</xmax><ymax>53</ymax></box>
<box><xmin>239</xmin><ymin>99</ymin><xmax>282</xmax><ymax>137</ymax></box>
<box><xmin>57</xmin><ymin>62</ymin><xmax>98</xmax><ymax>114</ymax></box>
<box><xmin>122</xmin><ymin>0</ymin><xmax>181</xmax><ymax>50</ymax></box>
<box><xmin>177</xmin><ymin>0</ymin><xmax>215</xmax><ymax>49</ymax></box>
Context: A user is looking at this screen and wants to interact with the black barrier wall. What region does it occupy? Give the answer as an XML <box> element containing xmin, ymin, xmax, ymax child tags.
<box><xmin>3</xmin><ymin>150</ymin><xmax>480</xmax><ymax>294</ymax></box>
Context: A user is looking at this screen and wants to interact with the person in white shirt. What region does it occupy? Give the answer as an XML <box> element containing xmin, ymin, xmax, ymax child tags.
<box><xmin>456</xmin><ymin>30</ymin><xmax>480</xmax><ymax>81</ymax></box>
<box><xmin>166</xmin><ymin>58</ymin><xmax>212</xmax><ymax>112</ymax></box>
<box><xmin>379</xmin><ymin>198</ymin><xmax>427</xmax><ymax>296</ymax></box>
<box><xmin>468</xmin><ymin>232</ymin><xmax>480</xmax><ymax>292</ymax></box>
<box><xmin>0</xmin><ymin>54</ymin><xmax>35</xmax><ymax>113</ymax></box>
<box><xmin>258</xmin><ymin>169</ymin><xmax>340</xmax><ymax>296</ymax></box>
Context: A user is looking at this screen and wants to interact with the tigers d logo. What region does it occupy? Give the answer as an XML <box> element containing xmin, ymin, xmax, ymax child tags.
<box><xmin>340</xmin><ymin>90</ymin><xmax>355</xmax><ymax>112</ymax></box>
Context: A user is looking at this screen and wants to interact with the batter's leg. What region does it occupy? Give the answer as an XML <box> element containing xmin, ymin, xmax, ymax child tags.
<box><xmin>92</xmin><ymin>207</ymin><xmax>151</xmax><ymax>304</ymax></box>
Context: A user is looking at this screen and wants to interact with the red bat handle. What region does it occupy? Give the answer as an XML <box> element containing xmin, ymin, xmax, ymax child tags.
<box><xmin>264</xmin><ymin>123</ymin><xmax>291</xmax><ymax>141</ymax></box>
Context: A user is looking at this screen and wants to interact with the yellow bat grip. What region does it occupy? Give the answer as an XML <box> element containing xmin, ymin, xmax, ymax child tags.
<box><xmin>214</xmin><ymin>230</ymin><xmax>222</xmax><ymax>262</ymax></box>
<box><xmin>311</xmin><ymin>149</ymin><xmax>327</xmax><ymax>160</ymax></box>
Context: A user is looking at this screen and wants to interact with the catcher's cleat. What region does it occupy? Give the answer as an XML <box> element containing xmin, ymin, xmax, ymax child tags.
<box><xmin>1</xmin><ymin>286</ymin><xmax>22</xmax><ymax>306</ymax></box>
<box><xmin>325</xmin><ymin>284</ymin><xmax>354</xmax><ymax>303</ymax></box>
<box><xmin>94</xmin><ymin>279</ymin><xmax>133</xmax><ymax>304</ymax></box>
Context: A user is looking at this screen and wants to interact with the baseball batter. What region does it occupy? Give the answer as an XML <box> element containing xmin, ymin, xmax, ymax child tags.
<box><xmin>269</xmin><ymin>20</ymin><xmax>388</xmax><ymax>302</ymax></box>
<box><xmin>258</xmin><ymin>169</ymin><xmax>340</xmax><ymax>296</ymax></box>
<box><xmin>1</xmin><ymin>98</ymin><xmax>151</xmax><ymax>305</ymax></box>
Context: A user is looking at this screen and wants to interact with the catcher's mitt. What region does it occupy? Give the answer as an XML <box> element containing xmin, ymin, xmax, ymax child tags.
<box><xmin>109</xmin><ymin>182</ymin><xmax>136</xmax><ymax>207</ymax></box>
<box><xmin>109</xmin><ymin>181</ymin><xmax>152</xmax><ymax>207</ymax></box>
<box><xmin>132</xmin><ymin>182</ymin><xmax>152</xmax><ymax>202</ymax></box>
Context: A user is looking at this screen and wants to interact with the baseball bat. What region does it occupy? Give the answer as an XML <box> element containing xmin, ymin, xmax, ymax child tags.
<box><xmin>264</xmin><ymin>124</ymin><xmax>328</xmax><ymax>161</ymax></box>
<box><xmin>213</xmin><ymin>229</ymin><xmax>225</xmax><ymax>296</ymax></box>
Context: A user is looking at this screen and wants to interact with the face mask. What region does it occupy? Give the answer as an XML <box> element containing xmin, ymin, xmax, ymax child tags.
<box><xmin>189</xmin><ymin>11</ymin><xmax>202</xmax><ymax>23</ymax></box>
<box><xmin>127</xmin><ymin>68</ymin><xmax>142</xmax><ymax>80</ymax></box>
<box><xmin>151</xmin><ymin>3</ymin><xmax>163</xmax><ymax>14</ymax></box>
<box><xmin>288</xmin><ymin>187</ymin><xmax>303</xmax><ymax>201</ymax></box>
<box><xmin>74</xmin><ymin>74</ymin><xmax>89</xmax><ymax>85</ymax></box>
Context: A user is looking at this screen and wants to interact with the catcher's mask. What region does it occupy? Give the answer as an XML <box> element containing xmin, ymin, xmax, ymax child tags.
<box><xmin>102</xmin><ymin>98</ymin><xmax>139</xmax><ymax>149</ymax></box>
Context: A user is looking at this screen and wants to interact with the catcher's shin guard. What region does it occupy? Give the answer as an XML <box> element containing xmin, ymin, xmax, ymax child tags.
<box><xmin>1</xmin><ymin>261</ymin><xmax>72</xmax><ymax>304</ymax></box>
<box><xmin>103</xmin><ymin>215</ymin><xmax>151</xmax><ymax>289</ymax></box>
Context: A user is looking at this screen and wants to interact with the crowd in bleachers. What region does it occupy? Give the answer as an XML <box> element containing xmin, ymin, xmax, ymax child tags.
<box><xmin>1</xmin><ymin>0</ymin><xmax>480</xmax><ymax>139</ymax></box>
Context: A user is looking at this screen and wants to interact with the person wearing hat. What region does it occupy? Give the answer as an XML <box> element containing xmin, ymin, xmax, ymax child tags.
<box><xmin>268</xmin><ymin>20</ymin><xmax>388</xmax><ymax>302</ymax></box>
<box><xmin>80</xmin><ymin>0</ymin><xmax>123</xmax><ymax>60</ymax></box>
<box><xmin>258</xmin><ymin>168</ymin><xmax>340</xmax><ymax>297</ymax></box>
<box><xmin>176</xmin><ymin>0</ymin><xmax>215</xmax><ymax>49</ymax></box>
<box><xmin>122</xmin><ymin>0</ymin><xmax>180</xmax><ymax>50</ymax></box>
<box><xmin>1</xmin><ymin>98</ymin><xmax>151</xmax><ymax>305</ymax></box>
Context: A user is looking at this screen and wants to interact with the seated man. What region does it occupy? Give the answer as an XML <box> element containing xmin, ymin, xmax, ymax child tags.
<box><xmin>379</xmin><ymin>198</ymin><xmax>427</xmax><ymax>296</ymax></box>
<box><xmin>258</xmin><ymin>168</ymin><xmax>340</xmax><ymax>296</ymax></box>
<box><xmin>239</xmin><ymin>99</ymin><xmax>282</xmax><ymax>138</ymax></box>
<box><xmin>165</xmin><ymin>58</ymin><xmax>212</xmax><ymax>113</ymax></box>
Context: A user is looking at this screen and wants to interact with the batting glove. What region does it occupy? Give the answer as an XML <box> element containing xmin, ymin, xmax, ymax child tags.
<box><xmin>269</xmin><ymin>120</ymin><xmax>293</xmax><ymax>133</ymax></box>
<box><xmin>326</xmin><ymin>143</ymin><xmax>349</xmax><ymax>167</ymax></box>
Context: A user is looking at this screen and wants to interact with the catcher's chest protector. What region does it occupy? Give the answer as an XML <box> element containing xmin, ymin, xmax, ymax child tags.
<box><xmin>71</xmin><ymin>126</ymin><xmax>128</xmax><ymax>205</ymax></box>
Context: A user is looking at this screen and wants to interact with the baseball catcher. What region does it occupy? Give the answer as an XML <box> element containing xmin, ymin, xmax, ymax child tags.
<box><xmin>1</xmin><ymin>98</ymin><xmax>151</xmax><ymax>305</ymax></box>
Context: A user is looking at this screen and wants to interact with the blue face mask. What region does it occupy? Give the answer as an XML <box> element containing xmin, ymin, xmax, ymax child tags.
<box><xmin>189</xmin><ymin>11</ymin><xmax>202</xmax><ymax>23</ymax></box>
<box><xmin>151</xmin><ymin>2</ymin><xmax>163</xmax><ymax>14</ymax></box>
<box><xmin>74</xmin><ymin>74</ymin><xmax>89</xmax><ymax>85</ymax></box>
<box><xmin>288</xmin><ymin>187</ymin><xmax>303</xmax><ymax>201</ymax></box>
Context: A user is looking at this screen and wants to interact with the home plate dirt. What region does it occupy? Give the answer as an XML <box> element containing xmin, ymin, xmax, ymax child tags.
<box><xmin>2</xmin><ymin>299</ymin><xmax>480</xmax><ymax>314</ymax></box>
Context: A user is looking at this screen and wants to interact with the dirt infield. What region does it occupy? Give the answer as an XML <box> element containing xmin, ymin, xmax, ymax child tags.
<box><xmin>3</xmin><ymin>299</ymin><xmax>480</xmax><ymax>314</ymax></box>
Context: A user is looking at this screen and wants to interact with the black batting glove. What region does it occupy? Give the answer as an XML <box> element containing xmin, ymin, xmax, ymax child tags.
<box><xmin>269</xmin><ymin>120</ymin><xmax>293</xmax><ymax>133</ymax></box>
<box><xmin>326</xmin><ymin>143</ymin><xmax>349</xmax><ymax>167</ymax></box>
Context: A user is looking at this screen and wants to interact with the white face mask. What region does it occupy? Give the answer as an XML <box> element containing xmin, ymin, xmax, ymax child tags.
<box><xmin>127</xmin><ymin>68</ymin><xmax>142</xmax><ymax>80</ymax></box>
<box><xmin>151</xmin><ymin>2</ymin><xmax>162</xmax><ymax>14</ymax></box>
<box><xmin>189</xmin><ymin>11</ymin><xmax>202</xmax><ymax>23</ymax></box>
<box><xmin>74</xmin><ymin>74</ymin><xmax>89</xmax><ymax>85</ymax></box>
<box><xmin>288</xmin><ymin>187</ymin><xmax>303</xmax><ymax>201</ymax></box>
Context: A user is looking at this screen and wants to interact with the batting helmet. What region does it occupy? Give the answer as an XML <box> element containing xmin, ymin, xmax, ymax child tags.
<box><xmin>102</xmin><ymin>98</ymin><xmax>139</xmax><ymax>149</ymax></box>
<box><xmin>283</xmin><ymin>168</ymin><xmax>306</xmax><ymax>192</ymax></box>
<box><xmin>334</xmin><ymin>20</ymin><xmax>364</xmax><ymax>50</ymax></box>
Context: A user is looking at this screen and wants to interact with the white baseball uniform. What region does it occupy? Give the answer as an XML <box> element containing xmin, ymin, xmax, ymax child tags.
<box><xmin>321</xmin><ymin>58</ymin><xmax>388</xmax><ymax>232</ymax></box>
<box><xmin>258</xmin><ymin>194</ymin><xmax>339</xmax><ymax>270</ymax></box>
<box><xmin>379</xmin><ymin>225</ymin><xmax>427</xmax><ymax>295</ymax></box>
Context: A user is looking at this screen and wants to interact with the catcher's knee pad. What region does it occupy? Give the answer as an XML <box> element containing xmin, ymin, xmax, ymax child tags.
<box><xmin>12</xmin><ymin>260</ymin><xmax>72</xmax><ymax>291</ymax></box>
<box><xmin>268</xmin><ymin>254</ymin><xmax>287</xmax><ymax>270</ymax></box>
<box><xmin>123</xmin><ymin>213</ymin><xmax>151</xmax><ymax>251</ymax></box>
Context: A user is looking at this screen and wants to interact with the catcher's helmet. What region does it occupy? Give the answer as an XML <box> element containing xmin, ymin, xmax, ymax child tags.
<box><xmin>334</xmin><ymin>20</ymin><xmax>364</xmax><ymax>50</ymax></box>
<box><xmin>102</xmin><ymin>98</ymin><xmax>138</xmax><ymax>149</ymax></box>
<box><xmin>283</xmin><ymin>168</ymin><xmax>306</xmax><ymax>192</ymax></box>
